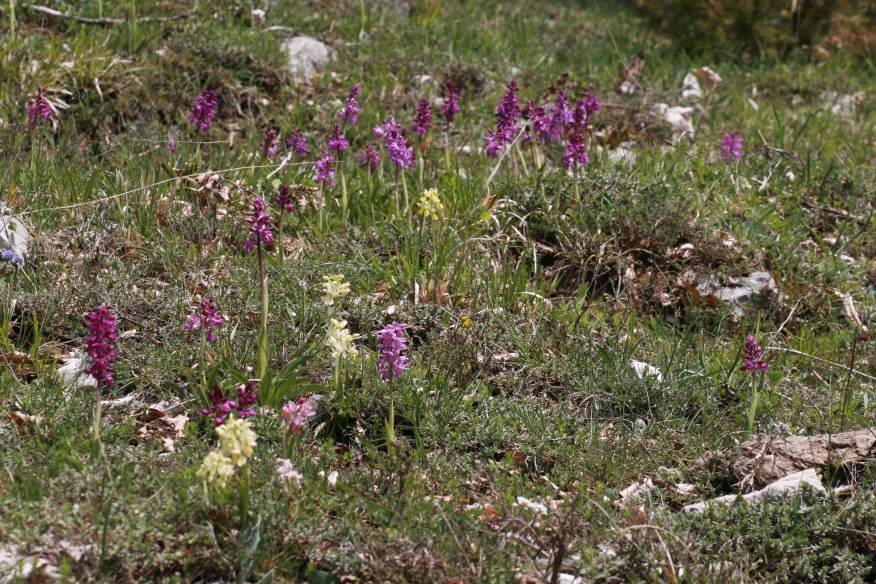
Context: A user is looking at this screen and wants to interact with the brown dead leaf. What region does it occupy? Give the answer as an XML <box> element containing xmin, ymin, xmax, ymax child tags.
<box><xmin>4</xmin><ymin>351</ymin><xmax>33</xmax><ymax>365</ymax></box>
<box><xmin>165</xmin><ymin>414</ymin><xmax>189</xmax><ymax>440</ymax></box>
<box><xmin>694</xmin><ymin>66</ymin><xmax>722</xmax><ymax>91</ymax></box>
<box><xmin>616</xmin><ymin>52</ymin><xmax>645</xmax><ymax>95</ymax></box>
<box><xmin>478</xmin><ymin>507</ymin><xmax>501</xmax><ymax>524</ymax></box>
<box><xmin>193</xmin><ymin>171</ymin><xmax>232</xmax><ymax>204</ymax></box>
<box><xmin>7</xmin><ymin>411</ymin><xmax>40</xmax><ymax>428</ymax></box>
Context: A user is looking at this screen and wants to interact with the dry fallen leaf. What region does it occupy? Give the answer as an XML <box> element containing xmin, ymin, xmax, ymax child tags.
<box><xmin>4</xmin><ymin>351</ymin><xmax>33</xmax><ymax>365</ymax></box>
<box><xmin>694</xmin><ymin>66</ymin><xmax>722</xmax><ymax>91</ymax></box>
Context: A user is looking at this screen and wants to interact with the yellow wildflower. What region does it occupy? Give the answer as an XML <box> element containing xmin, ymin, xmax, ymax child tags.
<box><xmin>461</xmin><ymin>315</ymin><xmax>473</xmax><ymax>329</ymax></box>
<box><xmin>325</xmin><ymin>318</ymin><xmax>360</xmax><ymax>365</ymax></box>
<box><xmin>196</xmin><ymin>451</ymin><xmax>235</xmax><ymax>488</ymax></box>
<box><xmin>216</xmin><ymin>416</ymin><xmax>257</xmax><ymax>466</ymax></box>
<box><xmin>322</xmin><ymin>274</ymin><xmax>351</xmax><ymax>307</ymax></box>
<box><xmin>416</xmin><ymin>188</ymin><xmax>444</xmax><ymax>221</ymax></box>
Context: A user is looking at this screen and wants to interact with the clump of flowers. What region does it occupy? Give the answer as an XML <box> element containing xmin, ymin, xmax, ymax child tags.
<box><xmin>275</xmin><ymin>458</ymin><xmax>303</xmax><ymax>493</ymax></box>
<box><xmin>286</xmin><ymin>129</ymin><xmax>309</xmax><ymax>156</ymax></box>
<box><xmin>376</xmin><ymin>322</ymin><xmax>409</xmax><ymax>382</ymax></box>
<box><xmin>84</xmin><ymin>305</ymin><xmax>117</xmax><ymax>456</ymax></box>
<box><xmin>85</xmin><ymin>305</ymin><xmax>118</xmax><ymax>388</ymax></box>
<box><xmin>358</xmin><ymin>142</ymin><xmax>381</xmax><ymax>171</ymax></box>
<box><xmin>546</xmin><ymin>90</ymin><xmax>572</xmax><ymax>143</ymax></box>
<box><xmin>275</xmin><ymin>184</ymin><xmax>296</xmax><ymax>213</ymax></box>
<box><xmin>197</xmin><ymin>451</ymin><xmax>235</xmax><ymax>489</ymax></box>
<box><xmin>485</xmin><ymin>80</ymin><xmax>522</xmax><ymax>158</ymax></box>
<box><xmin>196</xmin><ymin>415</ymin><xmax>257</xmax><ymax>492</ymax></box>
<box><xmin>201</xmin><ymin>382</ymin><xmax>260</xmax><ymax>426</ymax></box>
<box><xmin>315</xmin><ymin>151</ymin><xmax>336</xmax><ymax>189</ymax></box>
<box><xmin>522</xmin><ymin>100</ymin><xmax>549</xmax><ymax>144</ymax></box>
<box><xmin>259</xmin><ymin>127</ymin><xmax>279</xmax><ymax>159</ymax></box>
<box><xmin>27</xmin><ymin>88</ymin><xmax>52</xmax><ymax>131</ymax></box>
<box><xmin>185</xmin><ymin>298</ymin><xmax>224</xmax><ymax>343</ymax></box>
<box><xmin>338</xmin><ymin>83</ymin><xmax>361</xmax><ymax>125</ymax></box>
<box><xmin>235</xmin><ymin>381</ymin><xmax>259</xmax><ymax>418</ymax></box>
<box><xmin>741</xmin><ymin>335</ymin><xmax>767</xmax><ymax>374</ymax></box>
<box><xmin>216</xmin><ymin>416</ymin><xmax>257</xmax><ymax>466</ymax></box>
<box><xmin>376</xmin><ymin>322</ymin><xmax>409</xmax><ymax>447</ymax></box>
<box><xmin>243</xmin><ymin>197</ymin><xmax>274</xmax><ymax>252</ymax></box>
<box><xmin>322</xmin><ymin>274</ymin><xmax>351</xmax><ymax>308</ymax></box>
<box><xmin>189</xmin><ymin>88</ymin><xmax>219</xmax><ymax>132</ymax></box>
<box><xmin>325</xmin><ymin>318</ymin><xmax>359</xmax><ymax>367</ymax></box>
<box><xmin>201</xmin><ymin>384</ymin><xmax>236</xmax><ymax>426</ymax></box>
<box><xmin>412</xmin><ymin>99</ymin><xmax>433</xmax><ymax>137</ymax></box>
<box><xmin>167</xmin><ymin>136</ymin><xmax>176</xmax><ymax>153</ymax></box>
<box><xmin>375</xmin><ymin>117</ymin><xmax>415</xmax><ymax>169</ymax></box>
<box><xmin>442</xmin><ymin>79</ymin><xmax>461</xmax><ymax>124</ymax></box>
<box><xmin>721</xmin><ymin>132</ymin><xmax>743</xmax><ymax>161</ymax></box>
<box><xmin>1</xmin><ymin>249</ymin><xmax>24</xmax><ymax>267</ymax></box>
<box><xmin>416</xmin><ymin>188</ymin><xmax>444</xmax><ymax>221</ymax></box>
<box><xmin>563</xmin><ymin>90</ymin><xmax>601</xmax><ymax>170</ymax></box>
<box><xmin>386</xmin><ymin>130</ymin><xmax>415</xmax><ymax>170</ymax></box>
<box><xmin>273</xmin><ymin>184</ymin><xmax>296</xmax><ymax>262</ymax></box>
<box><xmin>327</xmin><ymin>125</ymin><xmax>350</xmax><ymax>156</ymax></box>
<box><xmin>281</xmin><ymin>395</ymin><xmax>315</xmax><ymax>436</ymax></box>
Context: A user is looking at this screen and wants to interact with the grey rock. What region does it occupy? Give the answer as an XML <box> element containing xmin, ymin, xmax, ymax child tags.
<box><xmin>0</xmin><ymin>212</ymin><xmax>33</xmax><ymax>264</ymax></box>
<box><xmin>682</xmin><ymin>468</ymin><xmax>826</xmax><ymax>513</ymax></box>
<box><xmin>281</xmin><ymin>36</ymin><xmax>335</xmax><ymax>80</ymax></box>
<box><xmin>57</xmin><ymin>350</ymin><xmax>98</xmax><ymax>390</ymax></box>
<box><xmin>629</xmin><ymin>359</ymin><xmax>663</xmax><ymax>382</ymax></box>
<box><xmin>693</xmin><ymin>271</ymin><xmax>778</xmax><ymax>315</ymax></box>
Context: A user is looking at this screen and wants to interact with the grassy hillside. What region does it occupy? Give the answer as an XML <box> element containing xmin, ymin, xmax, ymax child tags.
<box><xmin>1</xmin><ymin>0</ymin><xmax>876</xmax><ymax>581</ymax></box>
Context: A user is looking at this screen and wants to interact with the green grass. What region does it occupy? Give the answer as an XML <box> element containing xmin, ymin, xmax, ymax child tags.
<box><xmin>2</xmin><ymin>0</ymin><xmax>876</xmax><ymax>581</ymax></box>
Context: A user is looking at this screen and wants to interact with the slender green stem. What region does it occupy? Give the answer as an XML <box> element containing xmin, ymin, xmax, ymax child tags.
<box><xmin>340</xmin><ymin>167</ymin><xmax>348</xmax><ymax>223</ymax></box>
<box><xmin>515</xmin><ymin>144</ymin><xmax>529</xmax><ymax>177</ymax></box>
<box><xmin>199</xmin><ymin>327</ymin><xmax>208</xmax><ymax>404</ymax></box>
<box><xmin>93</xmin><ymin>380</ymin><xmax>103</xmax><ymax>459</ymax></box>
<box><xmin>387</xmin><ymin>377</ymin><xmax>395</xmax><ymax>450</ymax></box>
<box><xmin>334</xmin><ymin>359</ymin><xmax>342</xmax><ymax>405</ymax></box>
<box><xmin>444</xmin><ymin>126</ymin><xmax>452</xmax><ymax>171</ymax></box>
<box><xmin>743</xmin><ymin>374</ymin><xmax>762</xmax><ymax>439</ymax></box>
<box><xmin>256</xmin><ymin>243</ymin><xmax>269</xmax><ymax>383</ymax></box>
<box><xmin>393</xmin><ymin>167</ymin><xmax>401</xmax><ymax>219</ymax></box>
<box><xmin>277</xmin><ymin>208</ymin><xmax>285</xmax><ymax>263</ymax></box>
<box><xmin>401</xmin><ymin>172</ymin><xmax>410</xmax><ymax>227</ymax></box>
<box><xmin>318</xmin><ymin>185</ymin><xmax>325</xmax><ymax>232</ymax></box>
<box><xmin>239</xmin><ymin>466</ymin><xmax>251</xmax><ymax>530</ymax></box>
<box><xmin>573</xmin><ymin>167</ymin><xmax>580</xmax><ymax>205</ymax></box>
<box><xmin>9</xmin><ymin>0</ymin><xmax>15</xmax><ymax>40</ymax></box>
<box><xmin>417</xmin><ymin>144</ymin><xmax>424</xmax><ymax>192</ymax></box>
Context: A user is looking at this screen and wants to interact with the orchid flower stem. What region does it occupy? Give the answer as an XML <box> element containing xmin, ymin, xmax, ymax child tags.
<box><xmin>199</xmin><ymin>328</ymin><xmax>208</xmax><ymax>404</ymax></box>
<box><xmin>515</xmin><ymin>144</ymin><xmax>529</xmax><ymax>177</ymax></box>
<box><xmin>256</xmin><ymin>243</ymin><xmax>269</xmax><ymax>384</ymax></box>
<box><xmin>743</xmin><ymin>374</ymin><xmax>763</xmax><ymax>439</ymax></box>
<box><xmin>387</xmin><ymin>377</ymin><xmax>395</xmax><ymax>451</ymax></box>
<box><xmin>318</xmin><ymin>185</ymin><xmax>325</xmax><ymax>232</ymax></box>
<box><xmin>573</xmin><ymin>167</ymin><xmax>580</xmax><ymax>205</ymax></box>
<box><xmin>418</xmin><ymin>146</ymin><xmax>424</xmax><ymax>192</ymax></box>
<box><xmin>277</xmin><ymin>209</ymin><xmax>285</xmax><ymax>263</ymax></box>
<box><xmin>393</xmin><ymin>167</ymin><xmax>401</xmax><ymax>219</ymax></box>
<box><xmin>239</xmin><ymin>466</ymin><xmax>251</xmax><ymax>530</ymax></box>
<box><xmin>334</xmin><ymin>361</ymin><xmax>342</xmax><ymax>405</ymax></box>
<box><xmin>93</xmin><ymin>380</ymin><xmax>104</xmax><ymax>459</ymax></box>
<box><xmin>401</xmin><ymin>172</ymin><xmax>410</xmax><ymax>227</ymax></box>
<box><xmin>339</xmin><ymin>168</ymin><xmax>348</xmax><ymax>223</ymax></box>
